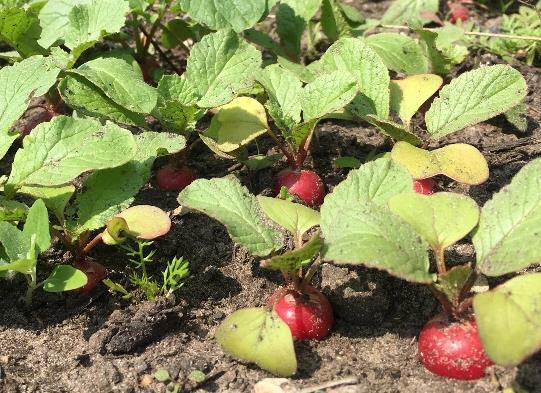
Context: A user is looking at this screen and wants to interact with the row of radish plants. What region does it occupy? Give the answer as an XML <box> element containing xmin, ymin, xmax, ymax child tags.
<box><xmin>0</xmin><ymin>0</ymin><xmax>540</xmax><ymax>384</ymax></box>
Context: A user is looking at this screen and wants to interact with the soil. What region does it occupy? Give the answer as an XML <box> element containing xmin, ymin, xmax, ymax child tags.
<box><xmin>2</xmin><ymin>1</ymin><xmax>541</xmax><ymax>393</ymax></box>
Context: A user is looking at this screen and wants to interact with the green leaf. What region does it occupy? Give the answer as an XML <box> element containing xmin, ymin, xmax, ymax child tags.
<box><xmin>473</xmin><ymin>158</ymin><xmax>541</xmax><ymax>276</ymax></box>
<box><xmin>321</xmin><ymin>0</ymin><xmax>351</xmax><ymax>42</ymax></box>
<box><xmin>0</xmin><ymin>132</ymin><xmax>17</xmax><ymax>161</ymax></box>
<box><xmin>69</xmin><ymin>57</ymin><xmax>157</xmax><ymax>114</ymax></box>
<box><xmin>42</xmin><ymin>265</ymin><xmax>88</xmax><ymax>292</ymax></box>
<box><xmin>417</xmin><ymin>28</ymin><xmax>468</xmax><ymax>76</ymax></box>
<box><xmin>365</xmin><ymin>33</ymin><xmax>428</xmax><ymax>75</ymax></box>
<box><xmin>261</xmin><ymin>231</ymin><xmax>323</xmax><ymax>273</ymax></box>
<box><xmin>256</xmin><ymin>64</ymin><xmax>303</xmax><ymax>134</ymax></box>
<box><xmin>388</xmin><ymin>192</ymin><xmax>479</xmax><ymax>250</ymax></box>
<box><xmin>216</xmin><ymin>307</ymin><xmax>297</xmax><ymax>377</ymax></box>
<box><xmin>335</xmin><ymin>156</ymin><xmax>361</xmax><ymax>169</ymax></box>
<box><xmin>257</xmin><ymin>196</ymin><xmax>320</xmax><ymax>237</ymax></box>
<box><xmin>0</xmin><ymin>7</ymin><xmax>45</xmax><ymax>57</ymax></box>
<box><xmin>240</xmin><ymin>154</ymin><xmax>282</xmax><ymax>171</ymax></box>
<box><xmin>102</xmin><ymin>205</ymin><xmax>171</xmax><ymax>244</ymax></box>
<box><xmin>161</xmin><ymin>19</ymin><xmax>196</xmax><ymax>49</ymax></box>
<box><xmin>37</xmin><ymin>0</ymin><xmax>87</xmax><ymax>49</ymax></box>
<box><xmin>185</xmin><ymin>29</ymin><xmax>261</xmax><ymax>108</ymax></box>
<box><xmin>320</xmin><ymin>157</ymin><xmax>431</xmax><ymax>283</ymax></box>
<box><xmin>473</xmin><ymin>273</ymin><xmax>541</xmax><ymax>366</ymax></box>
<box><xmin>73</xmin><ymin>132</ymin><xmax>185</xmax><ymax>233</ymax></box>
<box><xmin>59</xmin><ymin>75</ymin><xmax>147</xmax><ymax>127</ymax></box>
<box><xmin>364</xmin><ymin>115</ymin><xmax>422</xmax><ymax>146</ymax></box>
<box><xmin>7</xmin><ymin>116</ymin><xmax>136</xmax><ymax>190</ymax></box>
<box><xmin>180</xmin><ymin>0</ymin><xmax>266</xmax><ymax>32</ymax></box>
<box><xmin>310</xmin><ymin>37</ymin><xmax>390</xmax><ymax>119</ymax></box>
<box><xmin>434</xmin><ymin>265</ymin><xmax>473</xmax><ymax>306</ymax></box>
<box><xmin>0</xmin><ymin>197</ymin><xmax>28</xmax><ymax>222</ymax></box>
<box><xmin>391</xmin><ymin>142</ymin><xmax>489</xmax><ymax>184</ymax></box>
<box><xmin>321</xmin><ymin>201</ymin><xmax>431</xmax><ymax>283</ymax></box>
<box><xmin>0</xmin><ymin>221</ymin><xmax>29</xmax><ymax>260</ymax></box>
<box><xmin>205</xmin><ymin>97</ymin><xmax>268</xmax><ymax>153</ymax></box>
<box><xmin>324</xmin><ymin>156</ymin><xmax>413</xmax><ymax>208</ymax></box>
<box><xmin>390</xmin><ymin>74</ymin><xmax>442</xmax><ymax>126</ymax></box>
<box><xmin>504</xmin><ymin>103</ymin><xmax>528</xmax><ymax>133</ymax></box>
<box><xmin>18</xmin><ymin>185</ymin><xmax>75</xmax><ymax>222</ymax></box>
<box><xmin>64</xmin><ymin>0</ymin><xmax>130</xmax><ymax>60</ymax></box>
<box><xmin>153</xmin><ymin>369</ymin><xmax>171</xmax><ymax>383</ymax></box>
<box><xmin>426</xmin><ymin>65</ymin><xmax>528</xmax><ymax>139</ymax></box>
<box><xmin>0</xmin><ymin>55</ymin><xmax>60</xmax><ymax>136</ymax></box>
<box><xmin>0</xmin><ymin>256</ymin><xmax>35</xmax><ymax>274</ymax></box>
<box><xmin>22</xmin><ymin>199</ymin><xmax>51</xmax><ymax>253</ymax></box>
<box><xmin>153</xmin><ymin>75</ymin><xmax>203</xmax><ymax>133</ymax></box>
<box><xmin>301</xmin><ymin>71</ymin><xmax>357</xmax><ymax>121</ymax></box>
<box><xmin>276</xmin><ymin>0</ymin><xmax>321</xmax><ymax>58</ymax></box>
<box><xmin>381</xmin><ymin>0</ymin><xmax>439</xmax><ymax>25</ymax></box>
<box><xmin>178</xmin><ymin>176</ymin><xmax>283</xmax><ymax>257</ymax></box>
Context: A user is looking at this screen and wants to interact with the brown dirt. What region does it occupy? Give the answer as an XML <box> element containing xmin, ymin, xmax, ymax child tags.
<box><xmin>2</xmin><ymin>2</ymin><xmax>541</xmax><ymax>393</ymax></box>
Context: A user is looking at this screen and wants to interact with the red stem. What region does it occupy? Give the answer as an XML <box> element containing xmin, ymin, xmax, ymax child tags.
<box><xmin>266</xmin><ymin>127</ymin><xmax>297</xmax><ymax>168</ymax></box>
<box><xmin>83</xmin><ymin>233</ymin><xmax>103</xmax><ymax>254</ymax></box>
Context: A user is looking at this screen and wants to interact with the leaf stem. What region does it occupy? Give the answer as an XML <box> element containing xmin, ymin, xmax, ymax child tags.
<box><xmin>380</xmin><ymin>24</ymin><xmax>541</xmax><ymax>42</ymax></box>
<box><xmin>139</xmin><ymin>25</ymin><xmax>184</xmax><ymax>75</ymax></box>
<box><xmin>435</xmin><ymin>246</ymin><xmax>446</xmax><ymax>275</ymax></box>
<box><xmin>83</xmin><ymin>233</ymin><xmax>103</xmax><ymax>254</ymax></box>
<box><xmin>266</xmin><ymin>127</ymin><xmax>297</xmax><ymax>168</ymax></box>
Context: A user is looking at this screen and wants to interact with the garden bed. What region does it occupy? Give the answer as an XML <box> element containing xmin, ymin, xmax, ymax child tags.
<box><xmin>1</xmin><ymin>0</ymin><xmax>541</xmax><ymax>392</ymax></box>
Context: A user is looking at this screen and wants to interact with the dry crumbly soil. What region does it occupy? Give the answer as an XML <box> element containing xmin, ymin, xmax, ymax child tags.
<box><xmin>2</xmin><ymin>2</ymin><xmax>541</xmax><ymax>393</ymax></box>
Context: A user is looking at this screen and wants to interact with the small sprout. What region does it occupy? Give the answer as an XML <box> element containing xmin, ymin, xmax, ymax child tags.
<box><xmin>188</xmin><ymin>370</ymin><xmax>206</xmax><ymax>383</ymax></box>
<box><xmin>154</xmin><ymin>368</ymin><xmax>171</xmax><ymax>383</ymax></box>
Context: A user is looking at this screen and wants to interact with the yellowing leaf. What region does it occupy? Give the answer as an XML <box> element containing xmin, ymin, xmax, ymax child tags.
<box><xmin>391</xmin><ymin>142</ymin><xmax>489</xmax><ymax>184</ymax></box>
<box><xmin>205</xmin><ymin>97</ymin><xmax>268</xmax><ymax>153</ymax></box>
<box><xmin>102</xmin><ymin>205</ymin><xmax>171</xmax><ymax>244</ymax></box>
<box><xmin>390</xmin><ymin>74</ymin><xmax>442</xmax><ymax>126</ymax></box>
<box><xmin>388</xmin><ymin>192</ymin><xmax>479</xmax><ymax>250</ymax></box>
<box><xmin>216</xmin><ymin>307</ymin><xmax>297</xmax><ymax>377</ymax></box>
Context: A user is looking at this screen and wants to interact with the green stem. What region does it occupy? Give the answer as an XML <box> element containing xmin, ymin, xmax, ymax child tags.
<box><xmin>266</xmin><ymin>127</ymin><xmax>296</xmax><ymax>168</ymax></box>
<box><xmin>24</xmin><ymin>270</ymin><xmax>37</xmax><ymax>305</ymax></box>
<box><xmin>435</xmin><ymin>246</ymin><xmax>446</xmax><ymax>275</ymax></box>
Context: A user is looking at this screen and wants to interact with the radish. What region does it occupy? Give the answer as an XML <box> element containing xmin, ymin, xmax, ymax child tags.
<box><xmin>274</xmin><ymin>169</ymin><xmax>325</xmax><ymax>207</ymax></box>
<box><xmin>73</xmin><ymin>259</ymin><xmax>107</xmax><ymax>294</ymax></box>
<box><xmin>449</xmin><ymin>3</ymin><xmax>469</xmax><ymax>23</ymax></box>
<box><xmin>269</xmin><ymin>285</ymin><xmax>334</xmax><ymax>341</ymax></box>
<box><xmin>20</xmin><ymin>107</ymin><xmax>56</xmax><ymax>136</ymax></box>
<box><xmin>413</xmin><ymin>178</ymin><xmax>435</xmax><ymax>195</ymax></box>
<box><xmin>418</xmin><ymin>313</ymin><xmax>492</xmax><ymax>380</ymax></box>
<box><xmin>156</xmin><ymin>164</ymin><xmax>196</xmax><ymax>191</ymax></box>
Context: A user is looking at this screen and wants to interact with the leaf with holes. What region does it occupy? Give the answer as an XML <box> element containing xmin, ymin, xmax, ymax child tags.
<box><xmin>6</xmin><ymin>116</ymin><xmax>136</xmax><ymax>192</ymax></box>
<box><xmin>0</xmin><ymin>7</ymin><xmax>45</xmax><ymax>57</ymax></box>
<box><xmin>381</xmin><ymin>0</ymin><xmax>439</xmax><ymax>25</ymax></box>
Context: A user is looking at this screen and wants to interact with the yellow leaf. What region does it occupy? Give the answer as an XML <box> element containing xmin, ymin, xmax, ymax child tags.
<box><xmin>205</xmin><ymin>97</ymin><xmax>268</xmax><ymax>153</ymax></box>
<box><xmin>390</xmin><ymin>74</ymin><xmax>443</xmax><ymax>127</ymax></box>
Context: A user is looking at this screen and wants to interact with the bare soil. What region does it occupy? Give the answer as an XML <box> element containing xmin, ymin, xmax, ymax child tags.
<box><xmin>1</xmin><ymin>1</ymin><xmax>541</xmax><ymax>392</ymax></box>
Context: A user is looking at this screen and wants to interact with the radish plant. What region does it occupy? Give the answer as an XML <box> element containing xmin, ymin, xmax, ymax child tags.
<box><xmin>0</xmin><ymin>199</ymin><xmax>87</xmax><ymax>304</ymax></box>
<box><xmin>320</xmin><ymin>155</ymin><xmax>541</xmax><ymax>380</ymax></box>
<box><xmin>178</xmin><ymin>176</ymin><xmax>329</xmax><ymax>376</ymax></box>
<box><xmin>200</xmin><ymin>56</ymin><xmax>363</xmax><ymax>206</ymax></box>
